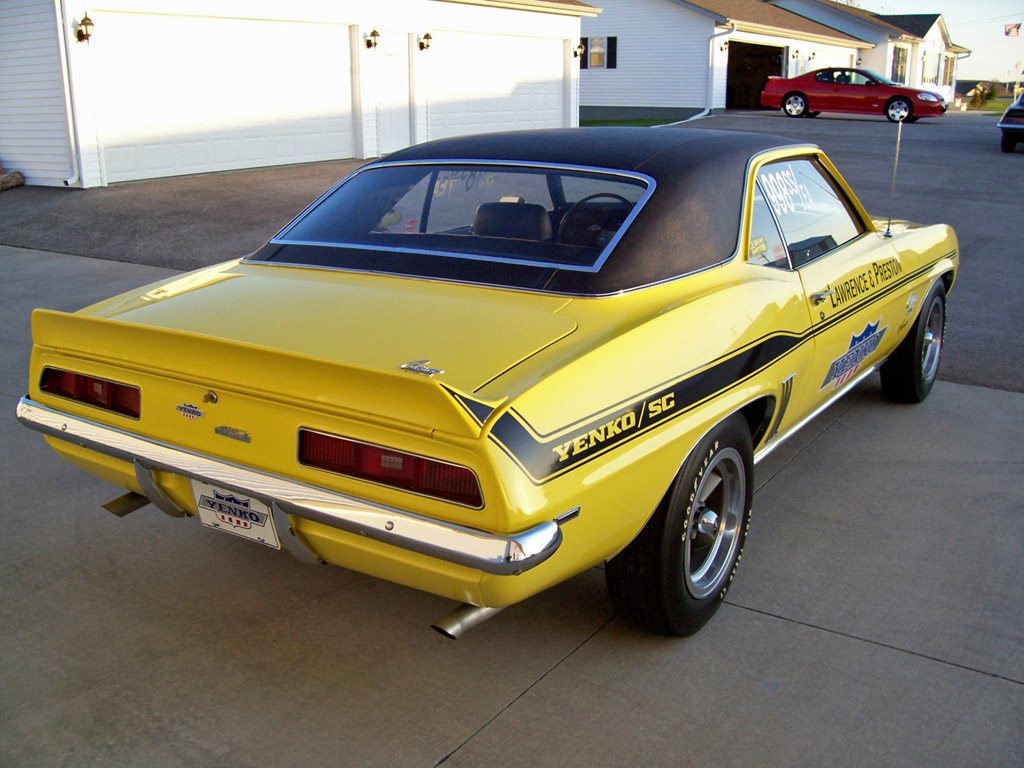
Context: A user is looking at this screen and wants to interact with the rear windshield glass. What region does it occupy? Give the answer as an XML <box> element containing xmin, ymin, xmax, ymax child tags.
<box><xmin>270</xmin><ymin>163</ymin><xmax>652</xmax><ymax>271</ymax></box>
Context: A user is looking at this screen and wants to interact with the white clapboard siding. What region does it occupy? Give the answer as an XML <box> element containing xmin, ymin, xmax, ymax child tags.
<box><xmin>0</xmin><ymin>0</ymin><xmax>73</xmax><ymax>185</ymax></box>
<box><xmin>581</xmin><ymin>0</ymin><xmax>716</xmax><ymax>109</ymax></box>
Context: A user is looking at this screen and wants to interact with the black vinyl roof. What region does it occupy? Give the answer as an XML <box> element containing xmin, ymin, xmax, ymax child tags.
<box><xmin>254</xmin><ymin>127</ymin><xmax>807</xmax><ymax>295</ymax></box>
<box><xmin>380</xmin><ymin>126</ymin><xmax>790</xmax><ymax>182</ymax></box>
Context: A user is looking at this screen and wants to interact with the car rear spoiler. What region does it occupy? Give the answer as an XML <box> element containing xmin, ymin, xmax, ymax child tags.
<box><xmin>30</xmin><ymin>308</ymin><xmax>490</xmax><ymax>438</ymax></box>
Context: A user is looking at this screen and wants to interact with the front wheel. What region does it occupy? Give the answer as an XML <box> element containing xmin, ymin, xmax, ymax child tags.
<box><xmin>886</xmin><ymin>97</ymin><xmax>913</xmax><ymax>122</ymax></box>
<box><xmin>782</xmin><ymin>92</ymin><xmax>808</xmax><ymax>117</ymax></box>
<box><xmin>880</xmin><ymin>282</ymin><xmax>946</xmax><ymax>403</ymax></box>
<box><xmin>606</xmin><ymin>416</ymin><xmax>753</xmax><ymax>636</ymax></box>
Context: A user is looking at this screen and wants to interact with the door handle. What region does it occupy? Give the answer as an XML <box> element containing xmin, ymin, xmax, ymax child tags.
<box><xmin>811</xmin><ymin>289</ymin><xmax>834</xmax><ymax>305</ymax></box>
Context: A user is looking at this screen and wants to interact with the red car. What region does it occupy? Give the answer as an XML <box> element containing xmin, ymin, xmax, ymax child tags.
<box><xmin>761</xmin><ymin>68</ymin><xmax>946</xmax><ymax>122</ymax></box>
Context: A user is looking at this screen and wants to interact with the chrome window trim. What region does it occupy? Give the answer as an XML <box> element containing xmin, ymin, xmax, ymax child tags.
<box><xmin>248</xmin><ymin>160</ymin><xmax>657</xmax><ymax>274</ymax></box>
<box><xmin>243</xmin><ymin>144</ymin><xmax>818</xmax><ymax>298</ymax></box>
<box><xmin>16</xmin><ymin>397</ymin><xmax>561</xmax><ymax>576</ymax></box>
<box><xmin>751</xmin><ymin>152</ymin><xmax>868</xmax><ymax>270</ymax></box>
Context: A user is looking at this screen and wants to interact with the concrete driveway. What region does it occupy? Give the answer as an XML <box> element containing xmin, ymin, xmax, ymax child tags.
<box><xmin>1</xmin><ymin>110</ymin><xmax>1022</xmax><ymax>767</ymax></box>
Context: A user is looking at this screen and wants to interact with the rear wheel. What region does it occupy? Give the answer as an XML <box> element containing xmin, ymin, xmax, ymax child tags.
<box><xmin>782</xmin><ymin>92</ymin><xmax>808</xmax><ymax>117</ymax></box>
<box><xmin>606</xmin><ymin>416</ymin><xmax>753</xmax><ymax>636</ymax></box>
<box><xmin>1002</xmin><ymin>133</ymin><xmax>1018</xmax><ymax>153</ymax></box>
<box><xmin>886</xmin><ymin>97</ymin><xmax>913</xmax><ymax>122</ymax></box>
<box><xmin>880</xmin><ymin>282</ymin><xmax>945</xmax><ymax>403</ymax></box>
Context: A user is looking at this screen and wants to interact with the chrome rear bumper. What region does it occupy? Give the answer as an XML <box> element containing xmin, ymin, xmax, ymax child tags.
<box><xmin>16</xmin><ymin>397</ymin><xmax>563</xmax><ymax>575</ymax></box>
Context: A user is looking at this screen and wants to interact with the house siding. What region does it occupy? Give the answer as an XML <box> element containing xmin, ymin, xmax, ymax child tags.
<box><xmin>581</xmin><ymin>0</ymin><xmax>715</xmax><ymax>112</ymax></box>
<box><xmin>0</xmin><ymin>0</ymin><xmax>72</xmax><ymax>185</ymax></box>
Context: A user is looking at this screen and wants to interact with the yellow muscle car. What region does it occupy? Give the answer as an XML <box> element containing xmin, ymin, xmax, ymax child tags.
<box><xmin>17</xmin><ymin>128</ymin><xmax>958</xmax><ymax>637</ymax></box>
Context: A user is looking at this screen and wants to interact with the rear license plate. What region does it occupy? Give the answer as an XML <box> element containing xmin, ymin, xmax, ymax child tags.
<box><xmin>192</xmin><ymin>480</ymin><xmax>280</xmax><ymax>550</ymax></box>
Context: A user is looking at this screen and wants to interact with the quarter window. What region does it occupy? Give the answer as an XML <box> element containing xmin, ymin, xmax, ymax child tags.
<box><xmin>747</xmin><ymin>186</ymin><xmax>789</xmax><ymax>268</ymax></box>
<box><xmin>755</xmin><ymin>159</ymin><xmax>864</xmax><ymax>268</ymax></box>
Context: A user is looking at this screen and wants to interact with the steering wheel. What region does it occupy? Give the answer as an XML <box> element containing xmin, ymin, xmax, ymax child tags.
<box><xmin>557</xmin><ymin>192</ymin><xmax>633</xmax><ymax>246</ymax></box>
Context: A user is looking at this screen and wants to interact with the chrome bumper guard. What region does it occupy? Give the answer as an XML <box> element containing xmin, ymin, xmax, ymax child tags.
<box><xmin>16</xmin><ymin>397</ymin><xmax>563</xmax><ymax>575</ymax></box>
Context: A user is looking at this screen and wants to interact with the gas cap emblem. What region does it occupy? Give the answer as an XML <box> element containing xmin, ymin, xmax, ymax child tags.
<box><xmin>401</xmin><ymin>360</ymin><xmax>444</xmax><ymax>377</ymax></box>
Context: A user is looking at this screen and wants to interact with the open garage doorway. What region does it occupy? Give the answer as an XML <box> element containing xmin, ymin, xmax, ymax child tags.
<box><xmin>726</xmin><ymin>42</ymin><xmax>784</xmax><ymax>109</ymax></box>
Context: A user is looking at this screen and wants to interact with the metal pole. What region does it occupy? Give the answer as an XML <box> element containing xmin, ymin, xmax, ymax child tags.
<box><xmin>884</xmin><ymin>117</ymin><xmax>903</xmax><ymax>238</ymax></box>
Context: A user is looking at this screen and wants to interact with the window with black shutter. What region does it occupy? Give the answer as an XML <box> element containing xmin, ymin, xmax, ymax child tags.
<box><xmin>585</xmin><ymin>36</ymin><xmax>617</xmax><ymax>69</ymax></box>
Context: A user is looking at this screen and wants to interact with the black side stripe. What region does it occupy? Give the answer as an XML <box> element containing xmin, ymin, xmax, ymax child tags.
<box><xmin>443</xmin><ymin>386</ymin><xmax>497</xmax><ymax>428</ymax></box>
<box><xmin>489</xmin><ymin>332</ymin><xmax>802</xmax><ymax>483</ymax></box>
<box><xmin>484</xmin><ymin>255</ymin><xmax>952</xmax><ymax>484</ymax></box>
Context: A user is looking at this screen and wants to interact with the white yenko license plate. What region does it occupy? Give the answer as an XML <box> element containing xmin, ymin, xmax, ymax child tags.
<box><xmin>192</xmin><ymin>480</ymin><xmax>281</xmax><ymax>549</ymax></box>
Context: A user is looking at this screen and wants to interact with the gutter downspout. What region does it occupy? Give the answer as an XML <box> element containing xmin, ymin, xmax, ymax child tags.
<box><xmin>685</xmin><ymin>22</ymin><xmax>736</xmax><ymax>122</ymax></box>
<box><xmin>57</xmin><ymin>0</ymin><xmax>82</xmax><ymax>187</ymax></box>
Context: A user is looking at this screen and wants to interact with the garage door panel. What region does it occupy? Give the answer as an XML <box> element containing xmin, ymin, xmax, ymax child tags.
<box><xmin>426</xmin><ymin>32</ymin><xmax>564</xmax><ymax>140</ymax></box>
<box><xmin>91</xmin><ymin>12</ymin><xmax>353</xmax><ymax>183</ymax></box>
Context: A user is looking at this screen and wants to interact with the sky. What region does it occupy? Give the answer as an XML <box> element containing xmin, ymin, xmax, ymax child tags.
<box><xmin>856</xmin><ymin>0</ymin><xmax>1024</xmax><ymax>80</ymax></box>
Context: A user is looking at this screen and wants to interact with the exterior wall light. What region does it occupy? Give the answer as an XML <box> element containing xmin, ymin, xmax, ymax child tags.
<box><xmin>76</xmin><ymin>13</ymin><xmax>94</xmax><ymax>42</ymax></box>
<box><xmin>791</xmin><ymin>49</ymin><xmax>800</xmax><ymax>60</ymax></box>
<box><xmin>573</xmin><ymin>42</ymin><xmax>585</xmax><ymax>58</ymax></box>
<box><xmin>366</xmin><ymin>29</ymin><xmax>379</xmax><ymax>49</ymax></box>
<box><xmin>808</xmin><ymin>52</ymin><xmax>816</xmax><ymax>61</ymax></box>
<box><xmin>419</xmin><ymin>33</ymin><xmax>432</xmax><ymax>51</ymax></box>
<box><xmin>720</xmin><ymin>40</ymin><xmax>729</xmax><ymax>51</ymax></box>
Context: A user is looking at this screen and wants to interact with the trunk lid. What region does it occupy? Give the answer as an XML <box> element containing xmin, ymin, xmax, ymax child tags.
<box><xmin>34</xmin><ymin>262</ymin><xmax>577</xmax><ymax>437</ymax></box>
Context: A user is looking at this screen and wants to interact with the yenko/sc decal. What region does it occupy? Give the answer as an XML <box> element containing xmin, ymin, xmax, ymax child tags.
<box><xmin>821</xmin><ymin>319</ymin><xmax>887</xmax><ymax>390</ymax></box>
<box><xmin>489</xmin><ymin>332</ymin><xmax>801</xmax><ymax>483</ymax></box>
<box><xmin>553</xmin><ymin>394</ymin><xmax>674</xmax><ymax>463</ymax></box>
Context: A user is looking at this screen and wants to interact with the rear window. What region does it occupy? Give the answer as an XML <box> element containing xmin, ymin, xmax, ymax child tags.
<box><xmin>269</xmin><ymin>162</ymin><xmax>652</xmax><ymax>272</ymax></box>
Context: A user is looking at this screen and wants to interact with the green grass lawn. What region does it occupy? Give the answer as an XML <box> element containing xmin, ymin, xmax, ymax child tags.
<box><xmin>580</xmin><ymin>118</ymin><xmax>673</xmax><ymax>127</ymax></box>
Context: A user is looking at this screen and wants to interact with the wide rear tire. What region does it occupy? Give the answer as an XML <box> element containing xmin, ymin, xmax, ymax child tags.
<box><xmin>606</xmin><ymin>416</ymin><xmax>753</xmax><ymax>636</ymax></box>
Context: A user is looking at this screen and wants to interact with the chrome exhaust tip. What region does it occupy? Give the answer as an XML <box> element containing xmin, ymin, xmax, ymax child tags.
<box><xmin>431</xmin><ymin>604</ymin><xmax>506</xmax><ymax>639</ymax></box>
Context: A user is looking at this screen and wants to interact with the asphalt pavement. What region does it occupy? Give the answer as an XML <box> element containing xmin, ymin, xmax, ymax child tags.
<box><xmin>1</xmin><ymin>110</ymin><xmax>1022</xmax><ymax>767</ymax></box>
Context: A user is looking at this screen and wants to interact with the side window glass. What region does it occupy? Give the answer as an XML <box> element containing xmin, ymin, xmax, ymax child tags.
<box><xmin>756</xmin><ymin>159</ymin><xmax>863</xmax><ymax>268</ymax></box>
<box><xmin>747</xmin><ymin>185</ymin><xmax>790</xmax><ymax>268</ymax></box>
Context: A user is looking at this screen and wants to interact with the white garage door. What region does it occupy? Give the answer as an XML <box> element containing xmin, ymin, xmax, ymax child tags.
<box><xmin>90</xmin><ymin>13</ymin><xmax>354</xmax><ymax>183</ymax></box>
<box><xmin>425</xmin><ymin>32</ymin><xmax>565</xmax><ymax>140</ymax></box>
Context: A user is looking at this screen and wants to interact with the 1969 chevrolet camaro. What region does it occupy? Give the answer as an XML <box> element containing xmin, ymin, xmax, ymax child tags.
<box><xmin>17</xmin><ymin>128</ymin><xmax>958</xmax><ymax>637</ymax></box>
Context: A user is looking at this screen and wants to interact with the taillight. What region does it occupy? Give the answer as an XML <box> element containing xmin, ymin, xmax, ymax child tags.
<box><xmin>299</xmin><ymin>429</ymin><xmax>483</xmax><ymax>508</ymax></box>
<box><xmin>40</xmin><ymin>367</ymin><xmax>141</xmax><ymax>418</ymax></box>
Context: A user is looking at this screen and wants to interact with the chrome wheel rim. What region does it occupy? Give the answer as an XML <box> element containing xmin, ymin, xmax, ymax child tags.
<box><xmin>784</xmin><ymin>95</ymin><xmax>805</xmax><ymax>116</ymax></box>
<box><xmin>921</xmin><ymin>298</ymin><xmax>944</xmax><ymax>384</ymax></box>
<box><xmin>888</xmin><ymin>100</ymin><xmax>910</xmax><ymax>121</ymax></box>
<box><xmin>683</xmin><ymin>448</ymin><xmax>745</xmax><ymax>599</ymax></box>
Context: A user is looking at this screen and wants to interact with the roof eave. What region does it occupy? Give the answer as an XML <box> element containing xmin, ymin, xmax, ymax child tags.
<box><xmin>665</xmin><ymin>0</ymin><xmax>726</xmax><ymax>24</ymax></box>
<box><xmin>434</xmin><ymin>0</ymin><xmax>601</xmax><ymax>16</ymax></box>
<box><xmin>729</xmin><ymin>20</ymin><xmax>871</xmax><ymax>49</ymax></box>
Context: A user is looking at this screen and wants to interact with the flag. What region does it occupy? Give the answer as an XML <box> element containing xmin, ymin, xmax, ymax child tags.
<box><xmin>1006</xmin><ymin>22</ymin><xmax>1022</xmax><ymax>37</ymax></box>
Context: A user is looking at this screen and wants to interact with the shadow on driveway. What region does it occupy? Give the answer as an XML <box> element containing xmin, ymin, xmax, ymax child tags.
<box><xmin>0</xmin><ymin>158</ymin><xmax>366</xmax><ymax>271</ymax></box>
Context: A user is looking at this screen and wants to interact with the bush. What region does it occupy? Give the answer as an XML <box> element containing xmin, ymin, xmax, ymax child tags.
<box><xmin>967</xmin><ymin>82</ymin><xmax>992</xmax><ymax>108</ymax></box>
